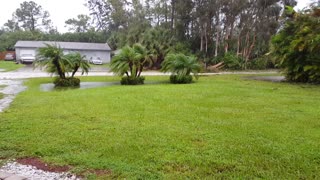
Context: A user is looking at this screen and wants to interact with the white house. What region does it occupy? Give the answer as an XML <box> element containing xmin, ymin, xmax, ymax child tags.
<box><xmin>14</xmin><ymin>41</ymin><xmax>112</xmax><ymax>64</ymax></box>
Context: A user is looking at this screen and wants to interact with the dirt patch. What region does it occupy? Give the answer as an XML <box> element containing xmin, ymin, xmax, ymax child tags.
<box><xmin>17</xmin><ymin>157</ymin><xmax>71</xmax><ymax>173</ymax></box>
<box><xmin>16</xmin><ymin>157</ymin><xmax>112</xmax><ymax>178</ymax></box>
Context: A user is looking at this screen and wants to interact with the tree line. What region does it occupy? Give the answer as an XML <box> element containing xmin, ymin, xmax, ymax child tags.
<box><xmin>0</xmin><ymin>0</ymin><xmax>305</xmax><ymax>70</ymax></box>
<box><xmin>84</xmin><ymin>0</ymin><xmax>299</xmax><ymax>69</ymax></box>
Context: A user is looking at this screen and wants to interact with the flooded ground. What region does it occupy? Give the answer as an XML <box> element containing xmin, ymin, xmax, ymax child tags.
<box><xmin>246</xmin><ymin>76</ymin><xmax>285</xmax><ymax>82</ymax></box>
<box><xmin>40</xmin><ymin>82</ymin><xmax>119</xmax><ymax>92</ymax></box>
<box><xmin>39</xmin><ymin>81</ymin><xmax>167</xmax><ymax>92</ymax></box>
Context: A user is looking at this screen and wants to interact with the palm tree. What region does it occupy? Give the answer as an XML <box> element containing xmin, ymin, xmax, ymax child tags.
<box><xmin>34</xmin><ymin>44</ymin><xmax>71</xmax><ymax>79</ymax></box>
<box><xmin>34</xmin><ymin>44</ymin><xmax>91</xmax><ymax>87</ymax></box>
<box><xmin>141</xmin><ymin>27</ymin><xmax>175</xmax><ymax>68</ymax></box>
<box><xmin>64</xmin><ymin>53</ymin><xmax>90</xmax><ymax>78</ymax></box>
<box><xmin>161</xmin><ymin>53</ymin><xmax>201</xmax><ymax>83</ymax></box>
<box><xmin>132</xmin><ymin>44</ymin><xmax>153</xmax><ymax>77</ymax></box>
<box><xmin>110</xmin><ymin>44</ymin><xmax>152</xmax><ymax>84</ymax></box>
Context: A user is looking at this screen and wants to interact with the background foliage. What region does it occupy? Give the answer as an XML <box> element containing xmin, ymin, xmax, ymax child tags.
<box><xmin>272</xmin><ymin>6</ymin><xmax>320</xmax><ymax>83</ymax></box>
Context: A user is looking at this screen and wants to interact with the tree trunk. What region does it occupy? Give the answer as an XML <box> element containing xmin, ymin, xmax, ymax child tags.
<box><xmin>71</xmin><ymin>66</ymin><xmax>79</xmax><ymax>78</ymax></box>
<box><xmin>165</xmin><ymin>1</ymin><xmax>168</xmax><ymax>23</ymax></box>
<box><xmin>215</xmin><ymin>31</ymin><xmax>219</xmax><ymax>57</ymax></box>
<box><xmin>171</xmin><ymin>0</ymin><xmax>175</xmax><ymax>31</ymax></box>
<box><xmin>53</xmin><ymin>58</ymin><xmax>65</xmax><ymax>79</ymax></box>
<box><xmin>137</xmin><ymin>65</ymin><xmax>143</xmax><ymax>77</ymax></box>
<box><xmin>224</xmin><ymin>25</ymin><xmax>230</xmax><ymax>53</ymax></box>
<box><xmin>237</xmin><ymin>35</ymin><xmax>241</xmax><ymax>56</ymax></box>
<box><xmin>200</xmin><ymin>25</ymin><xmax>204</xmax><ymax>52</ymax></box>
<box><xmin>31</xmin><ymin>16</ymin><xmax>35</xmax><ymax>31</ymax></box>
<box><xmin>214</xmin><ymin>13</ymin><xmax>220</xmax><ymax>57</ymax></box>
<box><xmin>246</xmin><ymin>32</ymin><xmax>256</xmax><ymax>62</ymax></box>
<box><xmin>205</xmin><ymin>22</ymin><xmax>208</xmax><ymax>53</ymax></box>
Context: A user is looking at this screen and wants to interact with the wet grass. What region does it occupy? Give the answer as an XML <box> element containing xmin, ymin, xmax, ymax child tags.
<box><xmin>0</xmin><ymin>75</ymin><xmax>320</xmax><ymax>179</ymax></box>
<box><xmin>0</xmin><ymin>61</ymin><xmax>24</xmax><ymax>72</ymax></box>
<box><xmin>0</xmin><ymin>92</ymin><xmax>4</xmax><ymax>99</ymax></box>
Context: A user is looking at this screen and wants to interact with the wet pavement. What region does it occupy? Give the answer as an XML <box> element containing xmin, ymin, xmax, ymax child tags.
<box><xmin>0</xmin><ymin>65</ymin><xmax>113</xmax><ymax>80</ymax></box>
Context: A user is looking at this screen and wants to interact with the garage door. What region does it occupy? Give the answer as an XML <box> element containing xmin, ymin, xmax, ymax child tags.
<box><xmin>20</xmin><ymin>50</ymin><xmax>36</xmax><ymax>56</ymax></box>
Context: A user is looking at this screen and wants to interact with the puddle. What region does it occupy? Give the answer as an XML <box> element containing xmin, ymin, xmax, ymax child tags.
<box><xmin>40</xmin><ymin>82</ymin><xmax>119</xmax><ymax>92</ymax></box>
<box><xmin>40</xmin><ymin>81</ymin><xmax>166</xmax><ymax>92</ymax></box>
<box><xmin>0</xmin><ymin>80</ymin><xmax>27</xmax><ymax>112</ymax></box>
<box><xmin>245</xmin><ymin>76</ymin><xmax>285</xmax><ymax>82</ymax></box>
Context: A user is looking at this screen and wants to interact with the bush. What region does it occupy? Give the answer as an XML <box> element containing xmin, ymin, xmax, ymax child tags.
<box><xmin>121</xmin><ymin>76</ymin><xmax>145</xmax><ymax>85</ymax></box>
<box><xmin>248</xmin><ymin>56</ymin><xmax>276</xmax><ymax>70</ymax></box>
<box><xmin>170</xmin><ymin>75</ymin><xmax>193</xmax><ymax>84</ymax></box>
<box><xmin>272</xmin><ymin>8</ymin><xmax>320</xmax><ymax>83</ymax></box>
<box><xmin>54</xmin><ymin>77</ymin><xmax>80</xmax><ymax>87</ymax></box>
<box><xmin>222</xmin><ymin>52</ymin><xmax>245</xmax><ymax>70</ymax></box>
<box><xmin>161</xmin><ymin>53</ymin><xmax>201</xmax><ymax>84</ymax></box>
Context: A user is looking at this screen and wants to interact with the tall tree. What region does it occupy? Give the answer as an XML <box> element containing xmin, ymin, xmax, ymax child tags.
<box><xmin>5</xmin><ymin>1</ymin><xmax>53</xmax><ymax>32</ymax></box>
<box><xmin>65</xmin><ymin>14</ymin><xmax>92</xmax><ymax>33</ymax></box>
<box><xmin>3</xmin><ymin>14</ymin><xmax>20</xmax><ymax>32</ymax></box>
<box><xmin>86</xmin><ymin>0</ymin><xmax>129</xmax><ymax>31</ymax></box>
<box><xmin>85</xmin><ymin>0</ymin><xmax>292</xmax><ymax>69</ymax></box>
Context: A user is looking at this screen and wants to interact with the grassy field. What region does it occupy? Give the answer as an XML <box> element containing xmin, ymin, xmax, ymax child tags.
<box><xmin>0</xmin><ymin>75</ymin><xmax>319</xmax><ymax>179</ymax></box>
<box><xmin>0</xmin><ymin>61</ymin><xmax>24</xmax><ymax>72</ymax></box>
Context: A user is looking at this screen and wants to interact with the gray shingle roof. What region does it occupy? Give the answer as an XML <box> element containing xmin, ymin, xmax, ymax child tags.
<box><xmin>14</xmin><ymin>41</ymin><xmax>111</xmax><ymax>51</ymax></box>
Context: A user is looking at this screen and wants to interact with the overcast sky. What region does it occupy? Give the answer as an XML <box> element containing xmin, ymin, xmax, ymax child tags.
<box><xmin>0</xmin><ymin>0</ymin><xmax>314</xmax><ymax>33</ymax></box>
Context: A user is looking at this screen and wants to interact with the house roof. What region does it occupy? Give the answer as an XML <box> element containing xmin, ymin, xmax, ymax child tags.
<box><xmin>14</xmin><ymin>41</ymin><xmax>111</xmax><ymax>51</ymax></box>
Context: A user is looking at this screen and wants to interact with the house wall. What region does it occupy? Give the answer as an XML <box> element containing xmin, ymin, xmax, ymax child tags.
<box><xmin>16</xmin><ymin>48</ymin><xmax>111</xmax><ymax>64</ymax></box>
<box><xmin>64</xmin><ymin>50</ymin><xmax>111</xmax><ymax>63</ymax></box>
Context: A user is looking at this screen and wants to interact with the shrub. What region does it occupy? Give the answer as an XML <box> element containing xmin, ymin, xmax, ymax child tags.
<box><xmin>110</xmin><ymin>44</ymin><xmax>151</xmax><ymax>85</ymax></box>
<box><xmin>248</xmin><ymin>56</ymin><xmax>276</xmax><ymax>70</ymax></box>
<box><xmin>54</xmin><ymin>77</ymin><xmax>80</xmax><ymax>87</ymax></box>
<box><xmin>120</xmin><ymin>76</ymin><xmax>145</xmax><ymax>85</ymax></box>
<box><xmin>161</xmin><ymin>53</ymin><xmax>201</xmax><ymax>84</ymax></box>
<box><xmin>272</xmin><ymin>7</ymin><xmax>320</xmax><ymax>83</ymax></box>
<box><xmin>170</xmin><ymin>75</ymin><xmax>193</xmax><ymax>84</ymax></box>
<box><xmin>223</xmin><ymin>52</ymin><xmax>245</xmax><ymax>70</ymax></box>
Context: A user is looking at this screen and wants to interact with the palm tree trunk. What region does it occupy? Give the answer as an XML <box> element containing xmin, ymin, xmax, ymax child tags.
<box><xmin>71</xmin><ymin>66</ymin><xmax>79</xmax><ymax>78</ymax></box>
<box><xmin>53</xmin><ymin>57</ymin><xmax>65</xmax><ymax>79</ymax></box>
<box><xmin>137</xmin><ymin>66</ymin><xmax>143</xmax><ymax>77</ymax></box>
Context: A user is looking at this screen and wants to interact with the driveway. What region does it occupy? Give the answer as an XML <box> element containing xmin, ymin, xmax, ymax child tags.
<box><xmin>0</xmin><ymin>64</ymin><xmax>113</xmax><ymax>80</ymax></box>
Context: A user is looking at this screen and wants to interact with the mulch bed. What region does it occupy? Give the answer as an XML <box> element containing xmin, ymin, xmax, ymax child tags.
<box><xmin>17</xmin><ymin>157</ymin><xmax>71</xmax><ymax>173</ymax></box>
<box><xmin>16</xmin><ymin>157</ymin><xmax>112</xmax><ymax>177</ymax></box>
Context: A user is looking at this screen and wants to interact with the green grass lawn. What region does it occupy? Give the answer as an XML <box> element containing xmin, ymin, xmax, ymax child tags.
<box><xmin>0</xmin><ymin>75</ymin><xmax>319</xmax><ymax>179</ymax></box>
<box><xmin>0</xmin><ymin>61</ymin><xmax>25</xmax><ymax>72</ymax></box>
